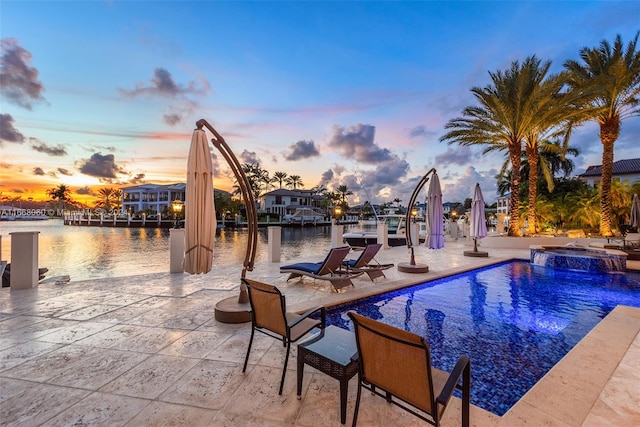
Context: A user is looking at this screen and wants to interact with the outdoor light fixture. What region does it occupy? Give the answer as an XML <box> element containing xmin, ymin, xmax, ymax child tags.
<box><xmin>171</xmin><ymin>199</ymin><xmax>183</xmax><ymax>228</ymax></box>
<box><xmin>411</xmin><ymin>207</ymin><xmax>418</xmax><ymax>223</ymax></box>
<box><xmin>334</xmin><ymin>205</ymin><xmax>342</xmax><ymax>224</ymax></box>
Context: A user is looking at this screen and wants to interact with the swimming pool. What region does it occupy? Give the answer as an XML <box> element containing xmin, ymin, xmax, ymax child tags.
<box><xmin>324</xmin><ymin>260</ymin><xmax>640</xmax><ymax>415</ymax></box>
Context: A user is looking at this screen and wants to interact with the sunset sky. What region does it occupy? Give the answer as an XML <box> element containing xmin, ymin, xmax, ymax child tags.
<box><xmin>1</xmin><ymin>1</ymin><xmax>639</xmax><ymax>207</ymax></box>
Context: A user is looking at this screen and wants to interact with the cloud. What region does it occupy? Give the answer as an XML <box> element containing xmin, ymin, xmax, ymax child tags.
<box><xmin>0</xmin><ymin>38</ymin><xmax>46</xmax><ymax>109</ymax></box>
<box><xmin>318</xmin><ymin>169</ymin><xmax>334</xmax><ymax>187</ymax></box>
<box><xmin>440</xmin><ymin>166</ymin><xmax>499</xmax><ymax>204</ymax></box>
<box><xmin>57</xmin><ymin>168</ymin><xmax>73</xmax><ymax>176</ymax></box>
<box><xmin>328</xmin><ymin>124</ymin><xmax>394</xmax><ymax>164</ymax></box>
<box><xmin>163</xmin><ymin>113</ymin><xmax>181</xmax><ymax>126</ymax></box>
<box><xmin>119</xmin><ymin>67</ymin><xmax>210</xmax><ymax>98</ymax></box>
<box><xmin>76</xmin><ymin>186</ymin><xmax>96</xmax><ymax>196</ymax></box>
<box><xmin>434</xmin><ymin>145</ymin><xmax>477</xmax><ymax>167</ymax></box>
<box><xmin>33</xmin><ymin>167</ymin><xmax>45</xmax><ymax>175</ymax></box>
<box><xmin>129</xmin><ymin>173</ymin><xmax>146</xmax><ymax>184</ymax></box>
<box><xmin>31</xmin><ymin>140</ymin><xmax>67</xmax><ymax>156</ymax></box>
<box><xmin>284</xmin><ymin>140</ymin><xmax>320</xmax><ymax>161</ymax></box>
<box><xmin>409</xmin><ymin>125</ymin><xmax>431</xmax><ymax>138</ymax></box>
<box><xmin>240</xmin><ymin>149</ymin><xmax>260</xmax><ymax>165</ymax></box>
<box><xmin>79</xmin><ymin>153</ymin><xmax>126</xmax><ymax>178</ymax></box>
<box><xmin>0</xmin><ymin>113</ymin><xmax>25</xmax><ymax>145</ymax></box>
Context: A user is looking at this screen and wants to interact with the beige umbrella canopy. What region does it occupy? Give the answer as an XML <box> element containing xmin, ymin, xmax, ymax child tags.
<box><xmin>184</xmin><ymin>128</ymin><xmax>215</xmax><ymax>274</ymax></box>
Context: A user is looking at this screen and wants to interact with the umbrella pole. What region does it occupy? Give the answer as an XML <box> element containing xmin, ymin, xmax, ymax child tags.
<box><xmin>197</xmin><ymin>119</ymin><xmax>257</xmax><ymax>323</ymax></box>
<box><xmin>473</xmin><ymin>238</ymin><xmax>478</xmax><ymax>252</ymax></box>
<box><xmin>398</xmin><ymin>168</ymin><xmax>436</xmax><ymax>274</ymax></box>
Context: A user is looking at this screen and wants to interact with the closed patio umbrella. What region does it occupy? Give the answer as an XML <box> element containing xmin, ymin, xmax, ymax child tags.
<box><xmin>426</xmin><ymin>172</ymin><xmax>444</xmax><ymax>249</ymax></box>
<box><xmin>465</xmin><ymin>183</ymin><xmax>488</xmax><ymax>257</ymax></box>
<box><xmin>184</xmin><ymin>128</ymin><xmax>215</xmax><ymax>274</ymax></box>
<box><xmin>631</xmin><ymin>193</ymin><xmax>640</xmax><ymax>231</ymax></box>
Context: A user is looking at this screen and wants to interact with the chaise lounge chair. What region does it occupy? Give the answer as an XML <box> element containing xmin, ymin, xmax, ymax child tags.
<box><xmin>348</xmin><ymin>311</ymin><xmax>471</xmax><ymax>427</ymax></box>
<box><xmin>280</xmin><ymin>246</ymin><xmax>363</xmax><ymax>292</ymax></box>
<box><xmin>342</xmin><ymin>243</ymin><xmax>394</xmax><ymax>281</ymax></box>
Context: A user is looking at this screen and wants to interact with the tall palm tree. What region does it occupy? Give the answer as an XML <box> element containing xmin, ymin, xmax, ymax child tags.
<box><xmin>441</xmin><ymin>58</ymin><xmax>539</xmax><ymax>236</ymax></box>
<box><xmin>285</xmin><ymin>175</ymin><xmax>303</xmax><ymax>189</ymax></box>
<box><xmin>273</xmin><ymin>171</ymin><xmax>288</xmax><ymax>189</ymax></box>
<box><xmin>564</xmin><ymin>32</ymin><xmax>640</xmax><ymax>236</ymax></box>
<box><xmin>336</xmin><ymin>185</ymin><xmax>353</xmax><ymax>209</ymax></box>
<box><xmin>47</xmin><ymin>184</ymin><xmax>72</xmax><ymax>211</ymax></box>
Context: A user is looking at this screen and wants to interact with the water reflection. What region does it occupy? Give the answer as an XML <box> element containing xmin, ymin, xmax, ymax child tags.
<box><xmin>0</xmin><ymin>220</ymin><xmax>338</xmax><ymax>281</ymax></box>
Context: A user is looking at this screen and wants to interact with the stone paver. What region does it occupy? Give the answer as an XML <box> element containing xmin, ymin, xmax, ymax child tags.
<box><xmin>1</xmin><ymin>239</ymin><xmax>639</xmax><ymax>426</ymax></box>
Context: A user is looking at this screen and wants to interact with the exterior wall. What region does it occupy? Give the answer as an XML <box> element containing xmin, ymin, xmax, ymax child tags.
<box><xmin>121</xmin><ymin>184</ymin><xmax>185</xmax><ymax>216</ymax></box>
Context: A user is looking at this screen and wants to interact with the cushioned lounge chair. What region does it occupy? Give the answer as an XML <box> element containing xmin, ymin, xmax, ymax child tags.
<box><xmin>348</xmin><ymin>312</ymin><xmax>471</xmax><ymax>427</ymax></box>
<box><xmin>280</xmin><ymin>246</ymin><xmax>363</xmax><ymax>291</ymax></box>
<box><xmin>242</xmin><ymin>278</ymin><xmax>325</xmax><ymax>395</ymax></box>
<box><xmin>342</xmin><ymin>243</ymin><xmax>394</xmax><ymax>281</ymax></box>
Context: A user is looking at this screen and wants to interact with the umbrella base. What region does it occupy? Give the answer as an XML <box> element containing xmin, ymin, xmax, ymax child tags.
<box><xmin>215</xmin><ymin>296</ymin><xmax>252</xmax><ymax>323</ymax></box>
<box><xmin>463</xmin><ymin>250</ymin><xmax>488</xmax><ymax>257</ymax></box>
<box><xmin>397</xmin><ymin>262</ymin><xmax>429</xmax><ymax>274</ymax></box>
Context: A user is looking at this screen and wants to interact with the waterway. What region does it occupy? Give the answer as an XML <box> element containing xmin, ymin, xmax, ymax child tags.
<box><xmin>0</xmin><ymin>219</ymin><xmax>357</xmax><ymax>282</ymax></box>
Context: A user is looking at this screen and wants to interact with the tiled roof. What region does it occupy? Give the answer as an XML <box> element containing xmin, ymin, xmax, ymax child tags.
<box><xmin>580</xmin><ymin>158</ymin><xmax>640</xmax><ymax>177</ymax></box>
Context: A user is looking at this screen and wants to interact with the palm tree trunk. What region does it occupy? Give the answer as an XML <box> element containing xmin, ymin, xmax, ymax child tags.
<box><xmin>508</xmin><ymin>145</ymin><xmax>522</xmax><ymax>237</ymax></box>
<box><xmin>599</xmin><ymin>140</ymin><xmax>615</xmax><ymax>236</ymax></box>
<box><xmin>526</xmin><ymin>144</ymin><xmax>539</xmax><ymax>235</ymax></box>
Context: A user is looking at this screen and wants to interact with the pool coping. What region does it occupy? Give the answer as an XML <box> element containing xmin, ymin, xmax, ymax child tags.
<box><xmin>288</xmin><ymin>256</ymin><xmax>640</xmax><ymax>426</ymax></box>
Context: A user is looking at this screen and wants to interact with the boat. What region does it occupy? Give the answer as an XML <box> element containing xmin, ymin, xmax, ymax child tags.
<box><xmin>284</xmin><ymin>208</ymin><xmax>326</xmax><ymax>224</ymax></box>
<box><xmin>343</xmin><ymin>215</ymin><xmax>426</xmax><ymax>247</ymax></box>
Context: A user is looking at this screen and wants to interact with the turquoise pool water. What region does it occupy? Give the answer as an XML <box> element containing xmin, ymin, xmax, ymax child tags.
<box><xmin>324</xmin><ymin>260</ymin><xmax>640</xmax><ymax>415</ymax></box>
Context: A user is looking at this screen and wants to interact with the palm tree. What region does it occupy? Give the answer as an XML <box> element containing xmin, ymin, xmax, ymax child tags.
<box><xmin>94</xmin><ymin>187</ymin><xmax>122</xmax><ymax>212</ymax></box>
<box><xmin>285</xmin><ymin>175</ymin><xmax>303</xmax><ymax>189</ymax></box>
<box><xmin>441</xmin><ymin>60</ymin><xmax>536</xmax><ymax>236</ymax></box>
<box><xmin>47</xmin><ymin>184</ymin><xmax>72</xmax><ymax>211</ymax></box>
<box><xmin>336</xmin><ymin>185</ymin><xmax>353</xmax><ymax>209</ymax></box>
<box><xmin>273</xmin><ymin>171</ymin><xmax>288</xmax><ymax>189</ymax></box>
<box><xmin>564</xmin><ymin>32</ymin><xmax>640</xmax><ymax>236</ymax></box>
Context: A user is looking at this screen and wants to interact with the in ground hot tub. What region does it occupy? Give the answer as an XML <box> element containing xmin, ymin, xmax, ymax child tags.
<box><xmin>530</xmin><ymin>245</ymin><xmax>627</xmax><ymax>272</ymax></box>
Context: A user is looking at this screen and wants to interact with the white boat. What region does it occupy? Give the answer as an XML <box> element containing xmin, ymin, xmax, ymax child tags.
<box><xmin>343</xmin><ymin>215</ymin><xmax>426</xmax><ymax>247</ymax></box>
<box><xmin>284</xmin><ymin>208</ymin><xmax>326</xmax><ymax>223</ymax></box>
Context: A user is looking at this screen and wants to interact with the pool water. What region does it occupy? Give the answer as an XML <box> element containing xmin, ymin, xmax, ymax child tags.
<box><xmin>324</xmin><ymin>260</ymin><xmax>640</xmax><ymax>415</ymax></box>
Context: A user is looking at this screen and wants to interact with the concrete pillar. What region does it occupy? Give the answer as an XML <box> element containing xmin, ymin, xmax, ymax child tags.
<box><xmin>410</xmin><ymin>222</ymin><xmax>420</xmax><ymax>246</ymax></box>
<box><xmin>450</xmin><ymin>221</ymin><xmax>458</xmax><ymax>239</ymax></box>
<box><xmin>331</xmin><ymin>223</ymin><xmax>344</xmax><ymax>248</ymax></box>
<box><xmin>377</xmin><ymin>223</ymin><xmax>389</xmax><ymax>249</ymax></box>
<box><xmin>497</xmin><ymin>213</ymin><xmax>506</xmax><ymax>233</ymax></box>
<box><xmin>9</xmin><ymin>231</ymin><xmax>40</xmax><ymax>290</ymax></box>
<box><xmin>268</xmin><ymin>226</ymin><xmax>282</xmax><ymax>262</ymax></box>
<box><xmin>170</xmin><ymin>228</ymin><xmax>185</xmax><ymax>273</ymax></box>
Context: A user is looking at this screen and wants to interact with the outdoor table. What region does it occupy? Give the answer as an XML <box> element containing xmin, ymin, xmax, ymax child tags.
<box><xmin>297</xmin><ymin>325</ymin><xmax>359</xmax><ymax>424</ymax></box>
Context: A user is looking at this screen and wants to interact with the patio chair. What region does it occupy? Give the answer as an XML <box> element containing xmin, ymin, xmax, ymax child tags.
<box><xmin>280</xmin><ymin>246</ymin><xmax>363</xmax><ymax>291</ymax></box>
<box><xmin>242</xmin><ymin>278</ymin><xmax>326</xmax><ymax>395</ymax></box>
<box><xmin>348</xmin><ymin>312</ymin><xmax>470</xmax><ymax>427</ymax></box>
<box><xmin>342</xmin><ymin>243</ymin><xmax>394</xmax><ymax>281</ymax></box>
<box><xmin>624</xmin><ymin>233</ymin><xmax>640</xmax><ymax>250</ymax></box>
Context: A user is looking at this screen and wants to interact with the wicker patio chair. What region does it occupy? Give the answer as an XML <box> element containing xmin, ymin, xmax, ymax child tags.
<box><xmin>348</xmin><ymin>312</ymin><xmax>470</xmax><ymax>426</ymax></box>
<box><xmin>242</xmin><ymin>278</ymin><xmax>326</xmax><ymax>395</ymax></box>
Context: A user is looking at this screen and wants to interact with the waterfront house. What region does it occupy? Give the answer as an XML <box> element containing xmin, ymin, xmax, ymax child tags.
<box><xmin>121</xmin><ymin>183</ymin><xmax>186</xmax><ymax>216</ymax></box>
<box><xmin>578</xmin><ymin>157</ymin><xmax>640</xmax><ymax>187</ymax></box>
<box><xmin>259</xmin><ymin>189</ymin><xmax>325</xmax><ymax>217</ymax></box>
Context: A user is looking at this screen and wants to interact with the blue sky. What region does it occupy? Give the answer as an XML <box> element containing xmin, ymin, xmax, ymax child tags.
<box><xmin>1</xmin><ymin>1</ymin><xmax>639</xmax><ymax>206</ymax></box>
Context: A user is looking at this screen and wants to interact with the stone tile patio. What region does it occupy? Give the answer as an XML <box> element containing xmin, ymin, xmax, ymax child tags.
<box><xmin>1</xmin><ymin>240</ymin><xmax>639</xmax><ymax>426</ymax></box>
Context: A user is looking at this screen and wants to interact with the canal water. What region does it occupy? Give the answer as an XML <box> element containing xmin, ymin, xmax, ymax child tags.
<box><xmin>0</xmin><ymin>219</ymin><xmax>362</xmax><ymax>282</ymax></box>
